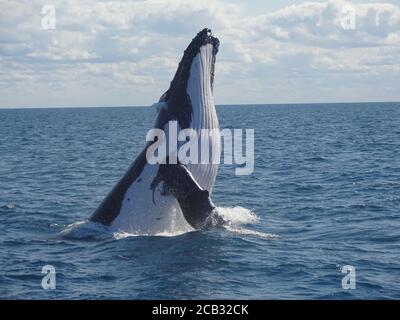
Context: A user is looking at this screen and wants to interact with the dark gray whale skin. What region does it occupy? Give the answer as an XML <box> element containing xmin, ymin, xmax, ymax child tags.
<box><xmin>151</xmin><ymin>162</ymin><xmax>225</xmax><ymax>230</ymax></box>
<box><xmin>90</xmin><ymin>29</ymin><xmax>221</xmax><ymax>229</ymax></box>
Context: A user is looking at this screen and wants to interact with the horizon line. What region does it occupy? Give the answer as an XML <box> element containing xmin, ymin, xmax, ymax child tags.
<box><xmin>0</xmin><ymin>100</ymin><xmax>399</xmax><ymax>110</ymax></box>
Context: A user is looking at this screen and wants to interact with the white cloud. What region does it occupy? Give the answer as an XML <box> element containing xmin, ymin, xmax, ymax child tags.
<box><xmin>0</xmin><ymin>0</ymin><xmax>399</xmax><ymax>107</ymax></box>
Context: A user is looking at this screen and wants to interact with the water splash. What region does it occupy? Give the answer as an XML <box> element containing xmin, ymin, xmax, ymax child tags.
<box><xmin>60</xmin><ymin>206</ymin><xmax>277</xmax><ymax>240</ymax></box>
<box><xmin>217</xmin><ymin>206</ymin><xmax>278</xmax><ymax>240</ymax></box>
<box><xmin>217</xmin><ymin>206</ymin><xmax>259</xmax><ymax>225</ymax></box>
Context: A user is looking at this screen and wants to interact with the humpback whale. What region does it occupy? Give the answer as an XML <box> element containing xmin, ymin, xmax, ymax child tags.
<box><xmin>90</xmin><ymin>28</ymin><xmax>223</xmax><ymax>233</ymax></box>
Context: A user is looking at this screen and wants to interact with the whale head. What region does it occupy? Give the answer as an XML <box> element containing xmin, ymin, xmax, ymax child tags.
<box><xmin>157</xmin><ymin>28</ymin><xmax>220</xmax><ymax>130</ymax></box>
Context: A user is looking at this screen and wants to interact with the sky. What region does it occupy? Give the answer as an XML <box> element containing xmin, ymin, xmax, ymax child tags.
<box><xmin>0</xmin><ymin>0</ymin><xmax>399</xmax><ymax>108</ymax></box>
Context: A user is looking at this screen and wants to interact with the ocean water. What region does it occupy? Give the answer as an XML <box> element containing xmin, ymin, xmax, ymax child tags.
<box><xmin>1</xmin><ymin>103</ymin><xmax>400</xmax><ymax>299</ymax></box>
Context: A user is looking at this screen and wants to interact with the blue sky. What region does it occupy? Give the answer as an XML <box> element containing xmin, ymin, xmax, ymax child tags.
<box><xmin>0</xmin><ymin>0</ymin><xmax>399</xmax><ymax>108</ymax></box>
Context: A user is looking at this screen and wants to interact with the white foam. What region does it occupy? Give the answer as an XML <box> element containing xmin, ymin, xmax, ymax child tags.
<box><xmin>217</xmin><ymin>206</ymin><xmax>259</xmax><ymax>225</ymax></box>
<box><xmin>60</xmin><ymin>219</ymin><xmax>193</xmax><ymax>240</ymax></box>
<box><xmin>113</xmin><ymin>229</ymin><xmax>192</xmax><ymax>239</ymax></box>
<box><xmin>217</xmin><ymin>206</ymin><xmax>278</xmax><ymax>240</ymax></box>
<box><xmin>61</xmin><ymin>207</ymin><xmax>277</xmax><ymax>240</ymax></box>
<box><xmin>224</xmin><ymin>225</ymin><xmax>279</xmax><ymax>240</ymax></box>
<box><xmin>59</xmin><ymin>221</ymin><xmax>112</xmax><ymax>240</ymax></box>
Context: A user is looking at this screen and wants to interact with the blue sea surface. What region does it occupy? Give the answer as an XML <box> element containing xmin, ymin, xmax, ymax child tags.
<box><xmin>1</xmin><ymin>103</ymin><xmax>400</xmax><ymax>299</ymax></box>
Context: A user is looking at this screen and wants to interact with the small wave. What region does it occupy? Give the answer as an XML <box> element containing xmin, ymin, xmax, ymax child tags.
<box><xmin>305</xmin><ymin>156</ymin><xmax>328</xmax><ymax>162</ymax></box>
<box><xmin>224</xmin><ymin>225</ymin><xmax>278</xmax><ymax>240</ymax></box>
<box><xmin>49</xmin><ymin>222</ymin><xmax>61</xmax><ymax>228</ymax></box>
<box><xmin>59</xmin><ymin>221</ymin><xmax>113</xmax><ymax>240</ymax></box>
<box><xmin>1</xmin><ymin>203</ymin><xmax>16</xmax><ymax>210</ymax></box>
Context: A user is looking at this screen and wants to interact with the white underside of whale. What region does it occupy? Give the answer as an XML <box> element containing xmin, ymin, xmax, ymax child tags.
<box><xmin>110</xmin><ymin>44</ymin><xmax>220</xmax><ymax>234</ymax></box>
